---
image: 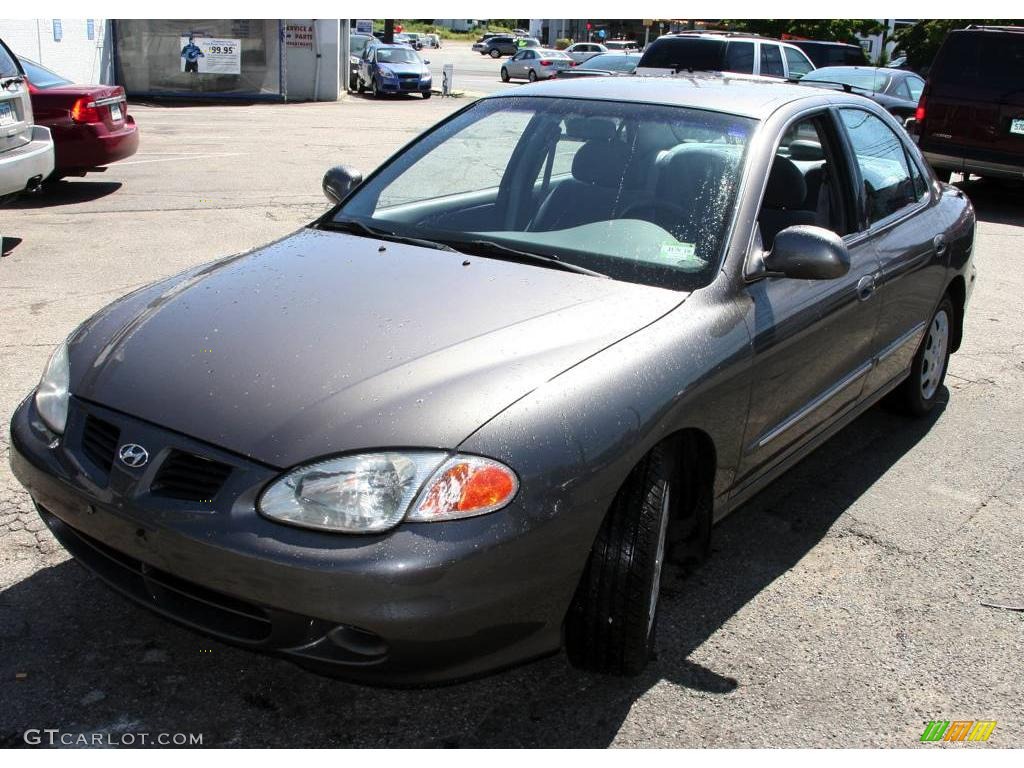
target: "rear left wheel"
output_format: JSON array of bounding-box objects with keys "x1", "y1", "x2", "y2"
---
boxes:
[
  {"x1": 565, "y1": 444, "x2": 678, "y2": 676},
  {"x1": 891, "y1": 295, "x2": 954, "y2": 416},
  {"x1": 528, "y1": 69, "x2": 538, "y2": 82},
  {"x1": 490, "y1": 49, "x2": 501, "y2": 59}
]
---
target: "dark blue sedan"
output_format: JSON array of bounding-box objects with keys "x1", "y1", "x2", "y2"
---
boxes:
[{"x1": 357, "y1": 44, "x2": 433, "y2": 99}]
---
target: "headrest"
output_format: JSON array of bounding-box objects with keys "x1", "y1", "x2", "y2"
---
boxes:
[
  {"x1": 572, "y1": 139, "x2": 631, "y2": 187},
  {"x1": 789, "y1": 140, "x2": 825, "y2": 161},
  {"x1": 564, "y1": 117, "x2": 617, "y2": 142},
  {"x1": 764, "y1": 156, "x2": 807, "y2": 210},
  {"x1": 654, "y1": 144, "x2": 739, "y2": 197}
]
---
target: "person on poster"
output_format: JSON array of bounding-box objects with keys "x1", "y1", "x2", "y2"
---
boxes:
[{"x1": 181, "y1": 35, "x2": 205, "y2": 73}]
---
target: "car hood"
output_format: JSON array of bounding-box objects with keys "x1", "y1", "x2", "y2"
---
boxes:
[
  {"x1": 379, "y1": 63, "x2": 427, "y2": 75},
  {"x1": 70, "y1": 228, "x2": 684, "y2": 468}
]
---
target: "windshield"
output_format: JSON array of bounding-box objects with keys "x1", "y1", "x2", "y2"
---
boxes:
[
  {"x1": 20, "y1": 58, "x2": 72, "y2": 88},
  {"x1": 376, "y1": 47, "x2": 420, "y2": 64},
  {"x1": 333, "y1": 96, "x2": 754, "y2": 291},
  {"x1": 803, "y1": 67, "x2": 888, "y2": 93},
  {"x1": 350, "y1": 35, "x2": 371, "y2": 56},
  {"x1": 581, "y1": 52, "x2": 641, "y2": 71}
]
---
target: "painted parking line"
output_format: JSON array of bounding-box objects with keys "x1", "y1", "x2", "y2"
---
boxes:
[{"x1": 117, "y1": 152, "x2": 248, "y2": 166}]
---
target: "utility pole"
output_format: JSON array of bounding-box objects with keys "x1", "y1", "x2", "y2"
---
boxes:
[{"x1": 384, "y1": 19, "x2": 394, "y2": 44}]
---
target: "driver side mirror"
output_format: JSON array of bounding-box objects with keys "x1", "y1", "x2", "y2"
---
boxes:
[
  {"x1": 423, "y1": 59, "x2": 430, "y2": 64},
  {"x1": 322, "y1": 165, "x2": 363, "y2": 204},
  {"x1": 759, "y1": 225, "x2": 850, "y2": 280}
]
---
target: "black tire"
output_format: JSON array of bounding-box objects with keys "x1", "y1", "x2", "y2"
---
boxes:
[
  {"x1": 489, "y1": 48, "x2": 501, "y2": 59},
  {"x1": 356, "y1": 78, "x2": 366, "y2": 94},
  {"x1": 422, "y1": 91, "x2": 431, "y2": 99},
  {"x1": 500, "y1": 67, "x2": 510, "y2": 83},
  {"x1": 349, "y1": 76, "x2": 358, "y2": 91},
  {"x1": 371, "y1": 78, "x2": 382, "y2": 99},
  {"x1": 528, "y1": 69, "x2": 538, "y2": 82},
  {"x1": 890, "y1": 295, "x2": 955, "y2": 416},
  {"x1": 935, "y1": 168, "x2": 954, "y2": 183},
  {"x1": 565, "y1": 444, "x2": 678, "y2": 676}
]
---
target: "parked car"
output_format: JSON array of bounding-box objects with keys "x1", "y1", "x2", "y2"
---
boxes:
[
  {"x1": 800, "y1": 66, "x2": 926, "y2": 119},
  {"x1": 401, "y1": 33, "x2": 423, "y2": 50},
  {"x1": 474, "y1": 36, "x2": 518, "y2": 58},
  {"x1": 348, "y1": 33, "x2": 374, "y2": 90},
  {"x1": 358, "y1": 44, "x2": 432, "y2": 99},
  {"x1": 603, "y1": 40, "x2": 640, "y2": 51},
  {"x1": 422, "y1": 34, "x2": 441, "y2": 49},
  {"x1": 0, "y1": 38, "x2": 53, "y2": 203},
  {"x1": 916, "y1": 25, "x2": 1024, "y2": 182},
  {"x1": 10, "y1": 73, "x2": 976, "y2": 686},
  {"x1": 555, "y1": 51, "x2": 642, "y2": 78},
  {"x1": 636, "y1": 32, "x2": 815, "y2": 79},
  {"x1": 565, "y1": 42, "x2": 608, "y2": 64},
  {"x1": 17, "y1": 57, "x2": 138, "y2": 180},
  {"x1": 789, "y1": 40, "x2": 869, "y2": 67},
  {"x1": 500, "y1": 49, "x2": 574, "y2": 82}
]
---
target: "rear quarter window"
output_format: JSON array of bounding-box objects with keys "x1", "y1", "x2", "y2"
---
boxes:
[{"x1": 0, "y1": 40, "x2": 22, "y2": 78}]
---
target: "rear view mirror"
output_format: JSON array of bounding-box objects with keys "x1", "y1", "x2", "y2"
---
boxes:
[
  {"x1": 760, "y1": 225, "x2": 850, "y2": 280},
  {"x1": 322, "y1": 165, "x2": 363, "y2": 204}
]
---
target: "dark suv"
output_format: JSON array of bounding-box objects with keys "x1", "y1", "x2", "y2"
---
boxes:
[
  {"x1": 790, "y1": 40, "x2": 868, "y2": 67},
  {"x1": 917, "y1": 25, "x2": 1024, "y2": 181}
]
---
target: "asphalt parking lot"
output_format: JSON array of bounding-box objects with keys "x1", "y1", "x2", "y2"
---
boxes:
[{"x1": 1, "y1": 78, "x2": 1022, "y2": 747}]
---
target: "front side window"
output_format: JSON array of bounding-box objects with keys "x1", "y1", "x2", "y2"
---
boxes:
[
  {"x1": 783, "y1": 46, "x2": 814, "y2": 78},
  {"x1": 335, "y1": 97, "x2": 756, "y2": 291},
  {"x1": 760, "y1": 44, "x2": 785, "y2": 78},
  {"x1": 840, "y1": 109, "x2": 918, "y2": 224}
]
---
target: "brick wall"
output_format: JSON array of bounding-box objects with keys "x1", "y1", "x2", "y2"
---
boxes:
[{"x1": 0, "y1": 18, "x2": 114, "y2": 84}]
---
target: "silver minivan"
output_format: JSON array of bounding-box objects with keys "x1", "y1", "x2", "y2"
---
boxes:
[{"x1": 0, "y1": 37, "x2": 54, "y2": 203}]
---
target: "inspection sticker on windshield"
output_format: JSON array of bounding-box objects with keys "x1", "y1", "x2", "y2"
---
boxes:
[
  {"x1": 659, "y1": 241, "x2": 697, "y2": 266},
  {"x1": 1011, "y1": 119, "x2": 1024, "y2": 136}
]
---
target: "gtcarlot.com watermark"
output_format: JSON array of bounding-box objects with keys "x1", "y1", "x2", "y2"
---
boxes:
[{"x1": 24, "y1": 729, "x2": 203, "y2": 746}]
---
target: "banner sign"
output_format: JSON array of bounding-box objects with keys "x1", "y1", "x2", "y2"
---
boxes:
[{"x1": 180, "y1": 35, "x2": 242, "y2": 75}]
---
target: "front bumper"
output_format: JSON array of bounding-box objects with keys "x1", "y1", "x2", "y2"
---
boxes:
[
  {"x1": 379, "y1": 78, "x2": 432, "y2": 94},
  {"x1": 9, "y1": 396, "x2": 569, "y2": 685},
  {"x1": 0, "y1": 125, "x2": 54, "y2": 198}
]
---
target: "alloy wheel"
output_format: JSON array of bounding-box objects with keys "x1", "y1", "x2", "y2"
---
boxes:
[{"x1": 920, "y1": 309, "x2": 949, "y2": 401}]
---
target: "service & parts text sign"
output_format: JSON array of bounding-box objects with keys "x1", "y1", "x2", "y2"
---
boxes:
[{"x1": 180, "y1": 36, "x2": 241, "y2": 75}]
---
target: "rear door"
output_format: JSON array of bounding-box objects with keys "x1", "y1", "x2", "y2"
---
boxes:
[
  {"x1": 758, "y1": 43, "x2": 786, "y2": 79},
  {"x1": 0, "y1": 40, "x2": 32, "y2": 155},
  {"x1": 923, "y1": 30, "x2": 1024, "y2": 160}
]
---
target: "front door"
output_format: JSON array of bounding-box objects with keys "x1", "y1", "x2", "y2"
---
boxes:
[{"x1": 737, "y1": 110, "x2": 882, "y2": 487}]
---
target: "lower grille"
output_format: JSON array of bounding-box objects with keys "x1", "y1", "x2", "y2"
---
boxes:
[
  {"x1": 81, "y1": 415, "x2": 120, "y2": 474},
  {"x1": 151, "y1": 450, "x2": 232, "y2": 502},
  {"x1": 42, "y1": 507, "x2": 272, "y2": 642}
]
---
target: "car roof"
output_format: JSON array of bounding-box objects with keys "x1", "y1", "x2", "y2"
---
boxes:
[
  {"x1": 792, "y1": 40, "x2": 863, "y2": 49},
  {"x1": 809, "y1": 65, "x2": 913, "y2": 76},
  {"x1": 483, "y1": 70, "x2": 863, "y2": 119}
]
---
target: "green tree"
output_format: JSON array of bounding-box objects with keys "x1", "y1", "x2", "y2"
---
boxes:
[
  {"x1": 892, "y1": 20, "x2": 1021, "y2": 72},
  {"x1": 719, "y1": 19, "x2": 884, "y2": 44}
]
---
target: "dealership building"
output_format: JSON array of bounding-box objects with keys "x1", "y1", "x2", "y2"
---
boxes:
[{"x1": 0, "y1": 18, "x2": 352, "y2": 101}]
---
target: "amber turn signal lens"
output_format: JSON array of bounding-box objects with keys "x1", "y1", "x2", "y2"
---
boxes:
[{"x1": 407, "y1": 456, "x2": 518, "y2": 522}]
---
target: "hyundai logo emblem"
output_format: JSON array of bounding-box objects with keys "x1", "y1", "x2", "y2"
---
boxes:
[{"x1": 118, "y1": 443, "x2": 149, "y2": 468}]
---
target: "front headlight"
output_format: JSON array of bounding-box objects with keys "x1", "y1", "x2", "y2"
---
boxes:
[
  {"x1": 259, "y1": 451, "x2": 518, "y2": 533},
  {"x1": 35, "y1": 340, "x2": 70, "y2": 434},
  {"x1": 349, "y1": 55, "x2": 359, "y2": 65},
  {"x1": 379, "y1": 67, "x2": 397, "y2": 80}
]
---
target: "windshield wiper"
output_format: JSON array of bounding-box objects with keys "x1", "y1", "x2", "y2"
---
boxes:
[
  {"x1": 444, "y1": 239, "x2": 608, "y2": 278},
  {"x1": 324, "y1": 218, "x2": 460, "y2": 253}
]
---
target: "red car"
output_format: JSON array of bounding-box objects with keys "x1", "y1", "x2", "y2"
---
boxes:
[{"x1": 19, "y1": 57, "x2": 138, "y2": 180}]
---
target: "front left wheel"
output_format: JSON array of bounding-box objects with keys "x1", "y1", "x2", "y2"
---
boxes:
[
  {"x1": 500, "y1": 67, "x2": 510, "y2": 82},
  {"x1": 565, "y1": 444, "x2": 677, "y2": 676}
]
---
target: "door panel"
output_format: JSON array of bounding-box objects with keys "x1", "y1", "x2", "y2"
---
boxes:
[{"x1": 739, "y1": 239, "x2": 881, "y2": 483}]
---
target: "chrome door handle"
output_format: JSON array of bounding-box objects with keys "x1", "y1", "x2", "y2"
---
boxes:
[
  {"x1": 933, "y1": 234, "x2": 948, "y2": 255},
  {"x1": 857, "y1": 275, "x2": 876, "y2": 301}
]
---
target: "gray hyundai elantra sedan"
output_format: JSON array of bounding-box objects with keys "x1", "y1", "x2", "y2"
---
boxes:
[{"x1": 10, "y1": 73, "x2": 976, "y2": 685}]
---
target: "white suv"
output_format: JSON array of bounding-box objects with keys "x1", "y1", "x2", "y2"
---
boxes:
[
  {"x1": 0, "y1": 38, "x2": 54, "y2": 204},
  {"x1": 635, "y1": 32, "x2": 815, "y2": 80}
]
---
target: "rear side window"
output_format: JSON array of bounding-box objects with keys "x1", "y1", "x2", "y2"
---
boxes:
[
  {"x1": 639, "y1": 38, "x2": 725, "y2": 72},
  {"x1": 0, "y1": 40, "x2": 22, "y2": 78},
  {"x1": 760, "y1": 44, "x2": 785, "y2": 78},
  {"x1": 907, "y1": 76, "x2": 924, "y2": 102},
  {"x1": 783, "y1": 46, "x2": 814, "y2": 78},
  {"x1": 931, "y1": 32, "x2": 1024, "y2": 90},
  {"x1": 840, "y1": 109, "x2": 918, "y2": 224},
  {"x1": 724, "y1": 41, "x2": 755, "y2": 74},
  {"x1": 20, "y1": 59, "x2": 71, "y2": 89}
]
